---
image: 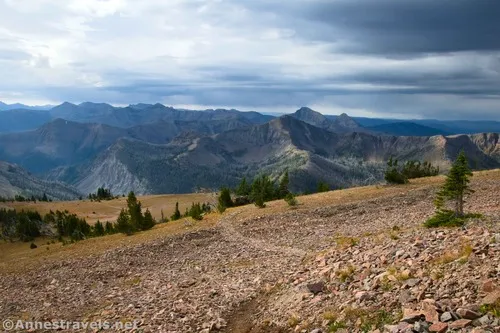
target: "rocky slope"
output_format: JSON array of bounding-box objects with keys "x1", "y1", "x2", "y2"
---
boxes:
[
  {"x1": 0, "y1": 161, "x2": 81, "y2": 200},
  {"x1": 67, "y1": 116, "x2": 500, "y2": 195},
  {"x1": 0, "y1": 117, "x2": 267, "y2": 175},
  {"x1": 0, "y1": 173, "x2": 499, "y2": 332},
  {"x1": 290, "y1": 107, "x2": 365, "y2": 133},
  {"x1": 1, "y1": 110, "x2": 499, "y2": 196}
]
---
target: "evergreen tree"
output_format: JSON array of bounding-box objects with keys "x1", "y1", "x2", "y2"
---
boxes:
[
  {"x1": 218, "y1": 187, "x2": 233, "y2": 211},
  {"x1": 105, "y1": 221, "x2": 115, "y2": 234},
  {"x1": 235, "y1": 177, "x2": 251, "y2": 196},
  {"x1": 384, "y1": 157, "x2": 408, "y2": 184},
  {"x1": 277, "y1": 171, "x2": 290, "y2": 199},
  {"x1": 171, "y1": 202, "x2": 181, "y2": 221},
  {"x1": 143, "y1": 209, "x2": 156, "y2": 230},
  {"x1": 425, "y1": 151, "x2": 477, "y2": 227},
  {"x1": 127, "y1": 191, "x2": 144, "y2": 230},
  {"x1": 437, "y1": 151, "x2": 473, "y2": 217},
  {"x1": 317, "y1": 180, "x2": 330, "y2": 193},
  {"x1": 42, "y1": 193, "x2": 48, "y2": 202},
  {"x1": 188, "y1": 202, "x2": 203, "y2": 220},
  {"x1": 284, "y1": 192, "x2": 298, "y2": 206},
  {"x1": 116, "y1": 208, "x2": 133, "y2": 235},
  {"x1": 16, "y1": 213, "x2": 40, "y2": 242},
  {"x1": 251, "y1": 175, "x2": 276, "y2": 202},
  {"x1": 93, "y1": 220, "x2": 105, "y2": 236}
]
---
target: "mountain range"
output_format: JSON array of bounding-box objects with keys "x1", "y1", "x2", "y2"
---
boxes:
[
  {"x1": 0, "y1": 101, "x2": 499, "y2": 196},
  {"x1": 2, "y1": 101, "x2": 500, "y2": 135},
  {"x1": 0, "y1": 101, "x2": 54, "y2": 111}
]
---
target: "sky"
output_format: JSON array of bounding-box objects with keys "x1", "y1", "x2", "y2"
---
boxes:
[{"x1": 0, "y1": 0, "x2": 499, "y2": 120}]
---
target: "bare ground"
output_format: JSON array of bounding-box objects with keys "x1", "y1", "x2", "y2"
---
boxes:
[{"x1": 1, "y1": 171, "x2": 499, "y2": 332}]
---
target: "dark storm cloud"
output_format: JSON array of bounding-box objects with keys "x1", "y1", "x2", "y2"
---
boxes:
[
  {"x1": 1, "y1": 0, "x2": 500, "y2": 119},
  {"x1": 252, "y1": 0, "x2": 500, "y2": 55}
]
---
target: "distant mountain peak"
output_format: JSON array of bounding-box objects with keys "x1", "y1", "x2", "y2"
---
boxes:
[
  {"x1": 60, "y1": 101, "x2": 77, "y2": 107},
  {"x1": 334, "y1": 113, "x2": 361, "y2": 130},
  {"x1": 292, "y1": 107, "x2": 328, "y2": 124},
  {"x1": 297, "y1": 106, "x2": 314, "y2": 112},
  {"x1": 79, "y1": 102, "x2": 112, "y2": 107}
]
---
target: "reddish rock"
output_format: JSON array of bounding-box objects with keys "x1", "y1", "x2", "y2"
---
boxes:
[
  {"x1": 456, "y1": 307, "x2": 481, "y2": 320},
  {"x1": 421, "y1": 299, "x2": 440, "y2": 323},
  {"x1": 429, "y1": 322, "x2": 448, "y2": 333},
  {"x1": 482, "y1": 279, "x2": 495, "y2": 293},
  {"x1": 482, "y1": 289, "x2": 500, "y2": 305},
  {"x1": 307, "y1": 281, "x2": 325, "y2": 295},
  {"x1": 448, "y1": 319, "x2": 472, "y2": 329}
]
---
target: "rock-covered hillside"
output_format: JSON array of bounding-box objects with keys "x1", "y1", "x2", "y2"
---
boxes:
[
  {"x1": 0, "y1": 161, "x2": 81, "y2": 200},
  {"x1": 0, "y1": 106, "x2": 499, "y2": 196},
  {"x1": 63, "y1": 116, "x2": 500, "y2": 195},
  {"x1": 1, "y1": 172, "x2": 499, "y2": 332}
]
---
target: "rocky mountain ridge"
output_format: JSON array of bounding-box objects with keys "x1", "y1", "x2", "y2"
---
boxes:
[
  {"x1": 65, "y1": 117, "x2": 500, "y2": 194},
  {"x1": 0, "y1": 105, "x2": 499, "y2": 195}
]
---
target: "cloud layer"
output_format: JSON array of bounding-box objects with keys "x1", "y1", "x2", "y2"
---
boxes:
[{"x1": 1, "y1": 0, "x2": 499, "y2": 119}]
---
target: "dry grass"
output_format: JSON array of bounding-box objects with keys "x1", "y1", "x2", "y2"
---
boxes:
[
  {"x1": 1, "y1": 169, "x2": 499, "y2": 275},
  {"x1": 434, "y1": 238, "x2": 474, "y2": 265},
  {"x1": 3, "y1": 193, "x2": 216, "y2": 224},
  {"x1": 334, "y1": 235, "x2": 360, "y2": 249},
  {"x1": 336, "y1": 265, "x2": 356, "y2": 282},
  {"x1": 0, "y1": 212, "x2": 220, "y2": 274}
]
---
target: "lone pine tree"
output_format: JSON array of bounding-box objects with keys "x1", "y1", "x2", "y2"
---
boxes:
[
  {"x1": 437, "y1": 150, "x2": 474, "y2": 217},
  {"x1": 425, "y1": 151, "x2": 478, "y2": 227}
]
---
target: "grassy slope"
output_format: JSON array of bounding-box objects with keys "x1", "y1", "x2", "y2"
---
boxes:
[
  {"x1": 1, "y1": 169, "x2": 499, "y2": 275},
  {"x1": 1, "y1": 193, "x2": 216, "y2": 224}
]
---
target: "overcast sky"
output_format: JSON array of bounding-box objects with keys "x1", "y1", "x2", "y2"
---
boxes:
[{"x1": 1, "y1": 0, "x2": 499, "y2": 119}]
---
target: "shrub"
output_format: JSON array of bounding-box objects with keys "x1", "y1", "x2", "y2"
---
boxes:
[
  {"x1": 217, "y1": 187, "x2": 233, "y2": 213},
  {"x1": 188, "y1": 203, "x2": 203, "y2": 221},
  {"x1": 317, "y1": 181, "x2": 330, "y2": 193},
  {"x1": 254, "y1": 195, "x2": 266, "y2": 208},
  {"x1": 233, "y1": 196, "x2": 251, "y2": 207},
  {"x1": 402, "y1": 160, "x2": 439, "y2": 179},
  {"x1": 217, "y1": 203, "x2": 227, "y2": 213},
  {"x1": 424, "y1": 210, "x2": 482, "y2": 228},
  {"x1": 384, "y1": 157, "x2": 408, "y2": 184},
  {"x1": 16, "y1": 213, "x2": 41, "y2": 242},
  {"x1": 284, "y1": 193, "x2": 298, "y2": 206}
]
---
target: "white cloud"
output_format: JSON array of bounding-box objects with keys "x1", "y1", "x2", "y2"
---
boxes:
[{"x1": 0, "y1": 0, "x2": 499, "y2": 119}]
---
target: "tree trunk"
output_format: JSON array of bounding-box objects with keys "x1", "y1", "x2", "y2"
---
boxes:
[{"x1": 457, "y1": 193, "x2": 464, "y2": 216}]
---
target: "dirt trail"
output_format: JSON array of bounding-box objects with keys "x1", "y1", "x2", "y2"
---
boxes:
[
  {"x1": 217, "y1": 211, "x2": 307, "y2": 257},
  {"x1": 1, "y1": 173, "x2": 499, "y2": 332}
]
